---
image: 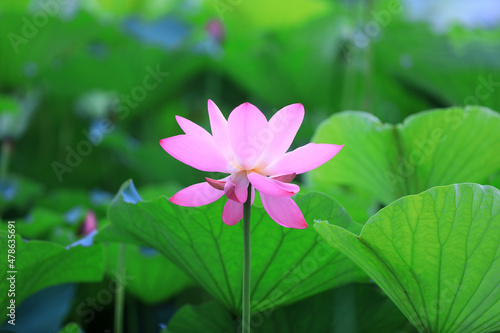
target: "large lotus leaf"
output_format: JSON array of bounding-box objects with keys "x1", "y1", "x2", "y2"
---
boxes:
[
  {"x1": 97, "y1": 180, "x2": 367, "y2": 314},
  {"x1": 315, "y1": 184, "x2": 500, "y2": 333}
]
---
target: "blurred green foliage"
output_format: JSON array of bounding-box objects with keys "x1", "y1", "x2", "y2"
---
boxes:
[{"x1": 1, "y1": 0, "x2": 499, "y2": 193}]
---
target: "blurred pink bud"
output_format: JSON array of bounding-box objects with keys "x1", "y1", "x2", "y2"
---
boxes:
[
  {"x1": 80, "y1": 210, "x2": 97, "y2": 236},
  {"x1": 206, "y1": 20, "x2": 225, "y2": 44}
]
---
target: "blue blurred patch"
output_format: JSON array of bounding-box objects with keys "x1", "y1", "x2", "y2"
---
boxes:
[
  {"x1": 66, "y1": 230, "x2": 97, "y2": 249},
  {"x1": 0, "y1": 179, "x2": 17, "y2": 202},
  {"x1": 123, "y1": 16, "x2": 190, "y2": 50},
  {"x1": 140, "y1": 246, "x2": 159, "y2": 257},
  {"x1": 23, "y1": 213, "x2": 33, "y2": 224},
  {"x1": 121, "y1": 180, "x2": 142, "y2": 204},
  {"x1": 90, "y1": 188, "x2": 113, "y2": 206},
  {"x1": 64, "y1": 206, "x2": 84, "y2": 225},
  {"x1": 88, "y1": 41, "x2": 109, "y2": 59}
]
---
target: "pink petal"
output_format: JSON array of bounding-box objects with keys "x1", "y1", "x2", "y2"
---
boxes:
[
  {"x1": 224, "y1": 178, "x2": 239, "y2": 202},
  {"x1": 170, "y1": 182, "x2": 224, "y2": 207},
  {"x1": 208, "y1": 100, "x2": 233, "y2": 160},
  {"x1": 260, "y1": 194, "x2": 308, "y2": 229},
  {"x1": 160, "y1": 135, "x2": 230, "y2": 172},
  {"x1": 223, "y1": 173, "x2": 249, "y2": 203},
  {"x1": 271, "y1": 173, "x2": 296, "y2": 183},
  {"x1": 258, "y1": 104, "x2": 304, "y2": 167},
  {"x1": 263, "y1": 143, "x2": 344, "y2": 175},
  {"x1": 227, "y1": 102, "x2": 269, "y2": 170},
  {"x1": 231, "y1": 172, "x2": 249, "y2": 203},
  {"x1": 175, "y1": 115, "x2": 212, "y2": 139},
  {"x1": 248, "y1": 172, "x2": 299, "y2": 197},
  {"x1": 222, "y1": 199, "x2": 243, "y2": 225},
  {"x1": 205, "y1": 177, "x2": 226, "y2": 190}
]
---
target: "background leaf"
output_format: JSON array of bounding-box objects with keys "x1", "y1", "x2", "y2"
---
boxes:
[
  {"x1": 0, "y1": 284, "x2": 76, "y2": 332},
  {"x1": 59, "y1": 322, "x2": 84, "y2": 333},
  {"x1": 0, "y1": 232, "x2": 104, "y2": 319},
  {"x1": 309, "y1": 106, "x2": 500, "y2": 208},
  {"x1": 164, "y1": 283, "x2": 417, "y2": 333},
  {"x1": 104, "y1": 243, "x2": 193, "y2": 304},
  {"x1": 163, "y1": 301, "x2": 234, "y2": 333}
]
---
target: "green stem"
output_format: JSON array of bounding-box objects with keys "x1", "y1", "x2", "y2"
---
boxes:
[
  {"x1": 0, "y1": 139, "x2": 12, "y2": 181},
  {"x1": 115, "y1": 244, "x2": 126, "y2": 333},
  {"x1": 242, "y1": 185, "x2": 252, "y2": 333}
]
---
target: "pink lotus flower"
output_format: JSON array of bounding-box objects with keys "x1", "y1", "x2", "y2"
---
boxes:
[{"x1": 160, "y1": 100, "x2": 343, "y2": 229}]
